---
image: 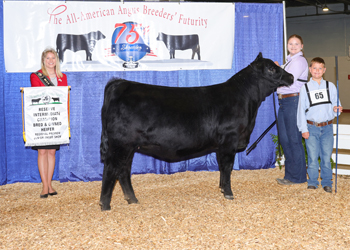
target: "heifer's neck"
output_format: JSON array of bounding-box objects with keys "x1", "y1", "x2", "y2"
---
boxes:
[
  {"x1": 230, "y1": 67, "x2": 271, "y2": 103},
  {"x1": 228, "y1": 66, "x2": 275, "y2": 120}
]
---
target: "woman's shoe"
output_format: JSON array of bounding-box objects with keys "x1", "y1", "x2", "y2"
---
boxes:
[
  {"x1": 48, "y1": 191, "x2": 58, "y2": 196},
  {"x1": 40, "y1": 193, "x2": 49, "y2": 198}
]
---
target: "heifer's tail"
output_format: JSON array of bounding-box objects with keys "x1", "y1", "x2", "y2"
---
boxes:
[
  {"x1": 100, "y1": 78, "x2": 126, "y2": 161},
  {"x1": 100, "y1": 110, "x2": 108, "y2": 162},
  {"x1": 100, "y1": 82, "x2": 113, "y2": 162}
]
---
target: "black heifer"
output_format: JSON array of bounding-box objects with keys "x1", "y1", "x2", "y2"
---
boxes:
[
  {"x1": 56, "y1": 31, "x2": 105, "y2": 62},
  {"x1": 156, "y1": 32, "x2": 200, "y2": 60},
  {"x1": 99, "y1": 53, "x2": 293, "y2": 211}
]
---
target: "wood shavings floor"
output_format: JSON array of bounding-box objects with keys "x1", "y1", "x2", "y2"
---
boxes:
[{"x1": 1, "y1": 167, "x2": 349, "y2": 249}]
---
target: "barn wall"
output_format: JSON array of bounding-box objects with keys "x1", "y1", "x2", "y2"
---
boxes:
[{"x1": 286, "y1": 3, "x2": 350, "y2": 108}]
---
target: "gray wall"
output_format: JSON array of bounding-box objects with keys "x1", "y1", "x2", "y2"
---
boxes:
[{"x1": 286, "y1": 4, "x2": 350, "y2": 108}]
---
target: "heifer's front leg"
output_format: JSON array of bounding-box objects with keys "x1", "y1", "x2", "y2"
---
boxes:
[
  {"x1": 216, "y1": 150, "x2": 236, "y2": 200},
  {"x1": 86, "y1": 51, "x2": 92, "y2": 61},
  {"x1": 197, "y1": 45, "x2": 201, "y2": 60},
  {"x1": 191, "y1": 46, "x2": 201, "y2": 60},
  {"x1": 169, "y1": 49, "x2": 175, "y2": 59}
]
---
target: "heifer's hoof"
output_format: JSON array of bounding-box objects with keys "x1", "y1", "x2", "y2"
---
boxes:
[
  {"x1": 224, "y1": 194, "x2": 234, "y2": 200},
  {"x1": 99, "y1": 201, "x2": 111, "y2": 211},
  {"x1": 220, "y1": 187, "x2": 234, "y2": 199},
  {"x1": 126, "y1": 198, "x2": 139, "y2": 204}
]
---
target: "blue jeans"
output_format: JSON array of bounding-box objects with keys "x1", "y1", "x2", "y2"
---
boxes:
[
  {"x1": 305, "y1": 123, "x2": 333, "y2": 188},
  {"x1": 278, "y1": 96, "x2": 307, "y2": 183}
]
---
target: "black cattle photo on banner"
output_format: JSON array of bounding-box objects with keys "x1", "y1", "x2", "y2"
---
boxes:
[
  {"x1": 156, "y1": 32, "x2": 201, "y2": 60},
  {"x1": 56, "y1": 31, "x2": 106, "y2": 62}
]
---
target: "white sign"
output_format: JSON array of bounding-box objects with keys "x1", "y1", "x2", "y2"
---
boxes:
[
  {"x1": 309, "y1": 89, "x2": 330, "y2": 105},
  {"x1": 4, "y1": 1, "x2": 235, "y2": 72},
  {"x1": 23, "y1": 87, "x2": 70, "y2": 147}
]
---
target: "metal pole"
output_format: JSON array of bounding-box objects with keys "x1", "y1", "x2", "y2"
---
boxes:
[
  {"x1": 283, "y1": 1, "x2": 287, "y2": 61},
  {"x1": 335, "y1": 56, "x2": 339, "y2": 193}
]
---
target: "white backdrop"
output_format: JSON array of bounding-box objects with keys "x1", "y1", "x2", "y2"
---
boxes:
[{"x1": 4, "y1": 1, "x2": 235, "y2": 72}]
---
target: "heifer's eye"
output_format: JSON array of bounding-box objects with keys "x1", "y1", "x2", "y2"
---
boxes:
[{"x1": 268, "y1": 67, "x2": 276, "y2": 74}]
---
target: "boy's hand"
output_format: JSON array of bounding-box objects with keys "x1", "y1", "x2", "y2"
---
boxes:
[
  {"x1": 302, "y1": 132, "x2": 309, "y2": 140},
  {"x1": 274, "y1": 61, "x2": 280, "y2": 66},
  {"x1": 333, "y1": 106, "x2": 343, "y2": 113}
]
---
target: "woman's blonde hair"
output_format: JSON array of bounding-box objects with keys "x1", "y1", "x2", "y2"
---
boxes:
[{"x1": 40, "y1": 47, "x2": 63, "y2": 78}]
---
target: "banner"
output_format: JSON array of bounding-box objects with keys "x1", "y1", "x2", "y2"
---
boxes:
[
  {"x1": 23, "y1": 87, "x2": 70, "y2": 147},
  {"x1": 4, "y1": 1, "x2": 235, "y2": 72}
]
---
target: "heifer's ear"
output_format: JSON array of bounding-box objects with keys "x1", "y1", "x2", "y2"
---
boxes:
[{"x1": 254, "y1": 52, "x2": 263, "y2": 62}]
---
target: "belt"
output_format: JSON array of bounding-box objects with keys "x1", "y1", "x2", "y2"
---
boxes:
[
  {"x1": 278, "y1": 93, "x2": 299, "y2": 100},
  {"x1": 307, "y1": 120, "x2": 333, "y2": 127}
]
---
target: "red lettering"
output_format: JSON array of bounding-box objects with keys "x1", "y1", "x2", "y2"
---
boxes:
[
  {"x1": 114, "y1": 23, "x2": 127, "y2": 44},
  {"x1": 47, "y1": 5, "x2": 66, "y2": 24}
]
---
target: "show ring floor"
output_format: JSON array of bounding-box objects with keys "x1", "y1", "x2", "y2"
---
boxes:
[{"x1": 1, "y1": 167, "x2": 350, "y2": 249}]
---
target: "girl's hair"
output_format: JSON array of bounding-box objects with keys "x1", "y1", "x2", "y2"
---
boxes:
[
  {"x1": 40, "y1": 47, "x2": 63, "y2": 78},
  {"x1": 288, "y1": 34, "x2": 304, "y2": 45}
]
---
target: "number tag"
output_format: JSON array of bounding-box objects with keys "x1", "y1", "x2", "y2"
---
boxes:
[{"x1": 309, "y1": 88, "x2": 329, "y2": 105}]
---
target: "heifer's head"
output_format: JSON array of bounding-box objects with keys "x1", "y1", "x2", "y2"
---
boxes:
[
  {"x1": 250, "y1": 52, "x2": 294, "y2": 91},
  {"x1": 88, "y1": 31, "x2": 106, "y2": 41},
  {"x1": 156, "y1": 32, "x2": 164, "y2": 41},
  {"x1": 96, "y1": 31, "x2": 106, "y2": 40}
]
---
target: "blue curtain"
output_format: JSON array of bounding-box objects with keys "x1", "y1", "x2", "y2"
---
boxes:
[
  {"x1": 0, "y1": 2, "x2": 283, "y2": 185},
  {"x1": 234, "y1": 3, "x2": 284, "y2": 170}
]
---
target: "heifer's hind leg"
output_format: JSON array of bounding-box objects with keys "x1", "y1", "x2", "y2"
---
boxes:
[
  {"x1": 118, "y1": 149, "x2": 138, "y2": 204},
  {"x1": 99, "y1": 145, "x2": 137, "y2": 210},
  {"x1": 216, "y1": 149, "x2": 236, "y2": 200},
  {"x1": 100, "y1": 160, "x2": 119, "y2": 211}
]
